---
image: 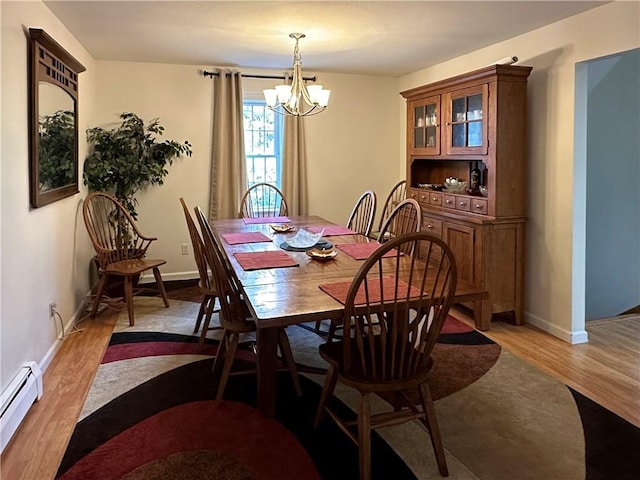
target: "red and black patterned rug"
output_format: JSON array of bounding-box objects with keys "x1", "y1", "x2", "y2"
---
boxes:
[{"x1": 56, "y1": 281, "x2": 640, "y2": 480}]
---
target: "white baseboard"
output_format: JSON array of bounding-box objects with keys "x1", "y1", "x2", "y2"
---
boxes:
[
  {"x1": 525, "y1": 311, "x2": 589, "y2": 344},
  {"x1": 139, "y1": 270, "x2": 198, "y2": 284}
]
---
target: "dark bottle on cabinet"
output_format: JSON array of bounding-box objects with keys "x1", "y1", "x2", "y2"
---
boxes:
[{"x1": 470, "y1": 162, "x2": 481, "y2": 190}]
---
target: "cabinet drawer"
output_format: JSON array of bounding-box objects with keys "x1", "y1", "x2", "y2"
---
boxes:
[
  {"x1": 417, "y1": 191, "x2": 430, "y2": 205},
  {"x1": 443, "y1": 194, "x2": 456, "y2": 210},
  {"x1": 407, "y1": 188, "x2": 421, "y2": 202},
  {"x1": 455, "y1": 196, "x2": 471, "y2": 212},
  {"x1": 470, "y1": 198, "x2": 488, "y2": 215},
  {"x1": 427, "y1": 192, "x2": 442, "y2": 207},
  {"x1": 422, "y1": 215, "x2": 443, "y2": 237}
]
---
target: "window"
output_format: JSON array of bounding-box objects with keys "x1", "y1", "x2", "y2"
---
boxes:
[{"x1": 243, "y1": 100, "x2": 283, "y2": 189}]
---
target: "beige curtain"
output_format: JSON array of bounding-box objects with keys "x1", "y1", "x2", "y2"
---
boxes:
[
  {"x1": 209, "y1": 69, "x2": 247, "y2": 220},
  {"x1": 281, "y1": 115, "x2": 308, "y2": 215}
]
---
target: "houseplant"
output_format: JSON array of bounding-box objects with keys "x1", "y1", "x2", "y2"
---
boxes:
[{"x1": 83, "y1": 112, "x2": 192, "y2": 219}]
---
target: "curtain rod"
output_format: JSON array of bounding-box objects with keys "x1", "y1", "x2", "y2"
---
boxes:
[{"x1": 202, "y1": 70, "x2": 317, "y2": 82}]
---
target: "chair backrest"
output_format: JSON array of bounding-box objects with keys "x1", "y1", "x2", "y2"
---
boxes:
[
  {"x1": 239, "y1": 183, "x2": 289, "y2": 218},
  {"x1": 346, "y1": 190, "x2": 377, "y2": 237},
  {"x1": 194, "y1": 206, "x2": 247, "y2": 330},
  {"x1": 377, "y1": 180, "x2": 407, "y2": 231},
  {"x1": 340, "y1": 231, "x2": 457, "y2": 385},
  {"x1": 83, "y1": 192, "x2": 153, "y2": 269},
  {"x1": 179, "y1": 198, "x2": 213, "y2": 292},
  {"x1": 377, "y1": 198, "x2": 422, "y2": 253}
]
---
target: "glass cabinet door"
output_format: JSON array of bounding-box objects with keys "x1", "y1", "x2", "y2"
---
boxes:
[
  {"x1": 409, "y1": 95, "x2": 440, "y2": 155},
  {"x1": 444, "y1": 85, "x2": 488, "y2": 155}
]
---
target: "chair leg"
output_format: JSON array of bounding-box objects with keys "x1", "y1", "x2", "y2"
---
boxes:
[
  {"x1": 277, "y1": 328, "x2": 302, "y2": 396},
  {"x1": 418, "y1": 382, "x2": 449, "y2": 477},
  {"x1": 314, "y1": 365, "x2": 338, "y2": 429},
  {"x1": 358, "y1": 392, "x2": 372, "y2": 480},
  {"x1": 193, "y1": 298, "x2": 207, "y2": 334},
  {"x1": 152, "y1": 267, "x2": 170, "y2": 307},
  {"x1": 198, "y1": 295, "x2": 217, "y2": 349},
  {"x1": 91, "y1": 273, "x2": 108, "y2": 318},
  {"x1": 214, "y1": 333, "x2": 239, "y2": 405},
  {"x1": 124, "y1": 276, "x2": 135, "y2": 326},
  {"x1": 211, "y1": 329, "x2": 228, "y2": 376}
]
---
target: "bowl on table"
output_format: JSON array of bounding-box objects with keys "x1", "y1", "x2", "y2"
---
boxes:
[
  {"x1": 271, "y1": 224, "x2": 296, "y2": 233},
  {"x1": 306, "y1": 247, "x2": 338, "y2": 261}
]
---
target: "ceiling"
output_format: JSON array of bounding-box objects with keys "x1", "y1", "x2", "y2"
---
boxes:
[{"x1": 44, "y1": 1, "x2": 607, "y2": 77}]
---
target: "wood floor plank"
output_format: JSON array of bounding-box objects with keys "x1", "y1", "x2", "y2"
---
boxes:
[{"x1": 1, "y1": 305, "x2": 638, "y2": 480}]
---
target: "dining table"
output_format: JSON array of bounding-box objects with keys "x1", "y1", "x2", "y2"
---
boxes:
[{"x1": 211, "y1": 215, "x2": 489, "y2": 417}]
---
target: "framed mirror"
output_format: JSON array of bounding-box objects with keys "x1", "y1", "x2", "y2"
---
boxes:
[{"x1": 29, "y1": 28, "x2": 86, "y2": 208}]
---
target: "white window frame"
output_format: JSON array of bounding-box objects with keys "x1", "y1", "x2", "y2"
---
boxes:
[{"x1": 242, "y1": 99, "x2": 284, "y2": 190}]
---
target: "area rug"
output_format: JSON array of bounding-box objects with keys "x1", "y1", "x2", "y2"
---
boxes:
[{"x1": 56, "y1": 283, "x2": 640, "y2": 480}]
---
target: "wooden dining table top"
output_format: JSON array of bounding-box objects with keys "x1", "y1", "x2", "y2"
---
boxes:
[{"x1": 211, "y1": 215, "x2": 487, "y2": 329}]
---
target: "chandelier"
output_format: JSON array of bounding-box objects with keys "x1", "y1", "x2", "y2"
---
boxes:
[{"x1": 263, "y1": 33, "x2": 330, "y2": 117}]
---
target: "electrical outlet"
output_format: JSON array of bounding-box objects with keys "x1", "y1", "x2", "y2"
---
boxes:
[
  {"x1": 181, "y1": 243, "x2": 189, "y2": 255},
  {"x1": 49, "y1": 299, "x2": 57, "y2": 318}
]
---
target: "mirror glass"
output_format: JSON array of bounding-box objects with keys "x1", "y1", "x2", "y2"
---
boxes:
[
  {"x1": 37, "y1": 82, "x2": 76, "y2": 192},
  {"x1": 29, "y1": 28, "x2": 85, "y2": 208}
]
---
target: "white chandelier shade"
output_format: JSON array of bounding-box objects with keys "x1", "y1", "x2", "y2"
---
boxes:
[{"x1": 263, "y1": 33, "x2": 330, "y2": 117}]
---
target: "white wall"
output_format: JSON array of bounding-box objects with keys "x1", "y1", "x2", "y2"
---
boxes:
[
  {"x1": 91, "y1": 63, "x2": 401, "y2": 279},
  {"x1": 398, "y1": 1, "x2": 640, "y2": 342},
  {"x1": 1, "y1": 1, "x2": 96, "y2": 392}
]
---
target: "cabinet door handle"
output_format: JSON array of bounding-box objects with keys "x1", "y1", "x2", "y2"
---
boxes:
[
  {"x1": 459, "y1": 201, "x2": 467, "y2": 206},
  {"x1": 431, "y1": 196, "x2": 437, "y2": 201},
  {"x1": 426, "y1": 224, "x2": 433, "y2": 229},
  {"x1": 445, "y1": 200, "x2": 452, "y2": 204},
  {"x1": 475, "y1": 204, "x2": 483, "y2": 209}
]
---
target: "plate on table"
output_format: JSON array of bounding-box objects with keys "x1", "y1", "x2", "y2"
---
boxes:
[
  {"x1": 306, "y1": 248, "x2": 338, "y2": 260},
  {"x1": 271, "y1": 224, "x2": 296, "y2": 233},
  {"x1": 280, "y1": 239, "x2": 333, "y2": 252}
]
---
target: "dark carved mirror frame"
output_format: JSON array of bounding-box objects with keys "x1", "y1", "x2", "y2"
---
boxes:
[{"x1": 29, "y1": 28, "x2": 86, "y2": 208}]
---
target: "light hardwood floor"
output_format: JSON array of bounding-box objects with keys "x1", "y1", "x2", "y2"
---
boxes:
[{"x1": 1, "y1": 306, "x2": 638, "y2": 480}]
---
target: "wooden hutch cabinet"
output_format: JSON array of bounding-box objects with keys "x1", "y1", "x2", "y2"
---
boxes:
[{"x1": 401, "y1": 64, "x2": 532, "y2": 330}]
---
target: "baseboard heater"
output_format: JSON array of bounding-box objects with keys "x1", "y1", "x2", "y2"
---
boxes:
[{"x1": 0, "y1": 361, "x2": 43, "y2": 453}]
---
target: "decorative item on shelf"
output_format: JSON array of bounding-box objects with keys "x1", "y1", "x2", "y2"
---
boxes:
[
  {"x1": 263, "y1": 33, "x2": 330, "y2": 117},
  {"x1": 470, "y1": 162, "x2": 481, "y2": 190},
  {"x1": 444, "y1": 177, "x2": 468, "y2": 194},
  {"x1": 479, "y1": 185, "x2": 489, "y2": 197}
]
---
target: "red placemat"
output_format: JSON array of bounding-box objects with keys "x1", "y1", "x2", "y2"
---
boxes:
[
  {"x1": 335, "y1": 242, "x2": 397, "y2": 260},
  {"x1": 233, "y1": 251, "x2": 299, "y2": 271},
  {"x1": 319, "y1": 276, "x2": 422, "y2": 306},
  {"x1": 307, "y1": 225, "x2": 358, "y2": 236},
  {"x1": 242, "y1": 216, "x2": 291, "y2": 224},
  {"x1": 221, "y1": 232, "x2": 272, "y2": 245}
]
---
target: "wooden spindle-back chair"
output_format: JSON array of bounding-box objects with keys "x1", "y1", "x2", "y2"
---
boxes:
[
  {"x1": 239, "y1": 183, "x2": 289, "y2": 218},
  {"x1": 82, "y1": 192, "x2": 169, "y2": 326},
  {"x1": 314, "y1": 231, "x2": 457, "y2": 480}
]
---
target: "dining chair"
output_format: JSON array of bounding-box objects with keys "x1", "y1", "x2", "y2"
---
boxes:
[
  {"x1": 322, "y1": 198, "x2": 423, "y2": 341},
  {"x1": 239, "y1": 182, "x2": 289, "y2": 218},
  {"x1": 194, "y1": 206, "x2": 302, "y2": 404},
  {"x1": 346, "y1": 190, "x2": 377, "y2": 237},
  {"x1": 179, "y1": 198, "x2": 221, "y2": 347},
  {"x1": 82, "y1": 192, "x2": 170, "y2": 326},
  {"x1": 377, "y1": 198, "x2": 422, "y2": 252},
  {"x1": 370, "y1": 180, "x2": 407, "y2": 240},
  {"x1": 314, "y1": 231, "x2": 457, "y2": 480}
]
